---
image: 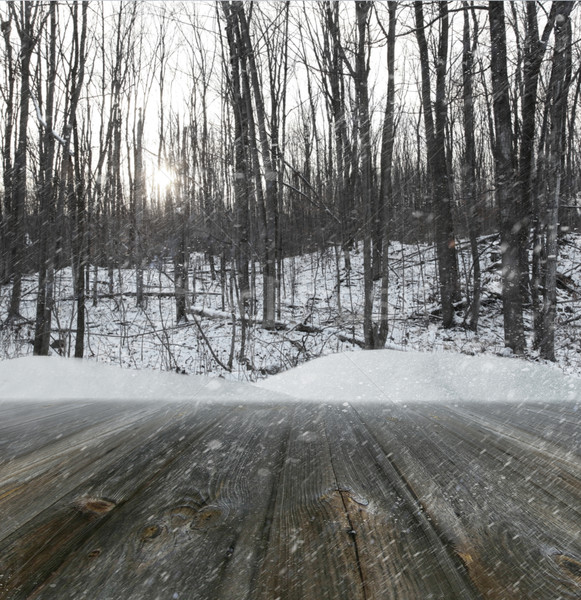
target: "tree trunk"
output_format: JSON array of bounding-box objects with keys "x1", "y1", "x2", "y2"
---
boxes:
[
  {"x1": 69, "y1": 1, "x2": 88, "y2": 358},
  {"x1": 462, "y1": 1, "x2": 481, "y2": 332},
  {"x1": 352, "y1": 1, "x2": 375, "y2": 349},
  {"x1": 322, "y1": 1, "x2": 355, "y2": 282},
  {"x1": 134, "y1": 108, "x2": 145, "y2": 308},
  {"x1": 376, "y1": 1, "x2": 397, "y2": 348},
  {"x1": 489, "y1": 1, "x2": 526, "y2": 354},
  {"x1": 222, "y1": 0, "x2": 251, "y2": 361},
  {"x1": 539, "y1": 3, "x2": 573, "y2": 361},
  {"x1": 1, "y1": 17, "x2": 15, "y2": 286},
  {"x1": 414, "y1": 0, "x2": 459, "y2": 329},
  {"x1": 519, "y1": 2, "x2": 560, "y2": 302},
  {"x1": 231, "y1": 1, "x2": 277, "y2": 330},
  {"x1": 8, "y1": 3, "x2": 36, "y2": 321},
  {"x1": 34, "y1": 1, "x2": 57, "y2": 356},
  {"x1": 175, "y1": 123, "x2": 190, "y2": 325}
]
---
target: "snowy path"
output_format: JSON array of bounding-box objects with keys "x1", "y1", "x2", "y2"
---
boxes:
[{"x1": 0, "y1": 355, "x2": 580, "y2": 598}]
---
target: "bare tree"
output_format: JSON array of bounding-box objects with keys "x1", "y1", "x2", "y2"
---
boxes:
[
  {"x1": 1, "y1": 14, "x2": 15, "y2": 286},
  {"x1": 33, "y1": 1, "x2": 58, "y2": 355},
  {"x1": 537, "y1": 2, "x2": 574, "y2": 360},
  {"x1": 66, "y1": 0, "x2": 89, "y2": 358},
  {"x1": 256, "y1": 2, "x2": 290, "y2": 319},
  {"x1": 221, "y1": 0, "x2": 252, "y2": 360},
  {"x1": 221, "y1": 1, "x2": 277, "y2": 330},
  {"x1": 7, "y1": 2, "x2": 46, "y2": 320},
  {"x1": 518, "y1": 2, "x2": 558, "y2": 300},
  {"x1": 461, "y1": 1, "x2": 480, "y2": 331},
  {"x1": 414, "y1": 1, "x2": 459, "y2": 329},
  {"x1": 375, "y1": 1, "x2": 397, "y2": 348},
  {"x1": 133, "y1": 108, "x2": 145, "y2": 308},
  {"x1": 489, "y1": 1, "x2": 526, "y2": 354},
  {"x1": 351, "y1": 1, "x2": 375, "y2": 348},
  {"x1": 169, "y1": 115, "x2": 191, "y2": 326},
  {"x1": 320, "y1": 1, "x2": 356, "y2": 276}
]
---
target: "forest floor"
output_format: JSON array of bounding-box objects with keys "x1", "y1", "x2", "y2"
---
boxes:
[{"x1": 2, "y1": 233, "x2": 581, "y2": 382}]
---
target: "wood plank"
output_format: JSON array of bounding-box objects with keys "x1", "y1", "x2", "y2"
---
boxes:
[
  {"x1": 0, "y1": 403, "x2": 294, "y2": 600},
  {"x1": 452, "y1": 400, "x2": 581, "y2": 459},
  {"x1": 0, "y1": 402, "x2": 229, "y2": 598},
  {"x1": 0, "y1": 398, "x2": 580, "y2": 600},
  {"x1": 0, "y1": 403, "x2": 181, "y2": 542},
  {"x1": 0, "y1": 401, "x2": 149, "y2": 465},
  {"x1": 323, "y1": 404, "x2": 480, "y2": 599},
  {"x1": 353, "y1": 401, "x2": 581, "y2": 599},
  {"x1": 254, "y1": 404, "x2": 367, "y2": 600}
]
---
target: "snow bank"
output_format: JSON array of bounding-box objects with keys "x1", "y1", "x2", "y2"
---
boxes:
[
  {"x1": 3, "y1": 351, "x2": 578, "y2": 405},
  {"x1": 0, "y1": 356, "x2": 288, "y2": 402},
  {"x1": 255, "y1": 349, "x2": 581, "y2": 403}
]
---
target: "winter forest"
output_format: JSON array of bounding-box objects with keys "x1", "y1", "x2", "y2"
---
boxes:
[{"x1": 1, "y1": 0, "x2": 581, "y2": 381}]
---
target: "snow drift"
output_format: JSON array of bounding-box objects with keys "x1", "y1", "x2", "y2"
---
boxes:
[
  {"x1": 1, "y1": 350, "x2": 579, "y2": 404},
  {"x1": 255, "y1": 349, "x2": 581, "y2": 403},
  {"x1": 0, "y1": 356, "x2": 285, "y2": 402}
]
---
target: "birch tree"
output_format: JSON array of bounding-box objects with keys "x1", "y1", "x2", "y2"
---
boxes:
[{"x1": 375, "y1": 1, "x2": 397, "y2": 347}]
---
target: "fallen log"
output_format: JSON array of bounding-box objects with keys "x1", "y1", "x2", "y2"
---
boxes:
[{"x1": 187, "y1": 307, "x2": 323, "y2": 334}]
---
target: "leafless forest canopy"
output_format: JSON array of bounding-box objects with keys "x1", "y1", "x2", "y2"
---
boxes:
[{"x1": 1, "y1": 1, "x2": 580, "y2": 373}]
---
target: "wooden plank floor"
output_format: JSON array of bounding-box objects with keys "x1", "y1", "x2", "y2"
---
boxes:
[{"x1": 0, "y1": 397, "x2": 580, "y2": 599}]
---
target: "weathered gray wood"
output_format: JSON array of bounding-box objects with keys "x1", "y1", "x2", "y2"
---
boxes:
[
  {"x1": 0, "y1": 403, "x2": 295, "y2": 600},
  {"x1": 0, "y1": 403, "x2": 228, "y2": 598},
  {"x1": 324, "y1": 405, "x2": 480, "y2": 599},
  {"x1": 354, "y1": 401, "x2": 581, "y2": 599},
  {"x1": 0, "y1": 397, "x2": 580, "y2": 599},
  {"x1": 0, "y1": 401, "x2": 161, "y2": 465},
  {"x1": 255, "y1": 404, "x2": 366, "y2": 600},
  {"x1": 0, "y1": 403, "x2": 179, "y2": 541}
]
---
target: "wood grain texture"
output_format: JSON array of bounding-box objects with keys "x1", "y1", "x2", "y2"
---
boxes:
[{"x1": 0, "y1": 397, "x2": 580, "y2": 599}]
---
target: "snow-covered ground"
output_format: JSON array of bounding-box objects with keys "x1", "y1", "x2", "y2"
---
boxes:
[
  {"x1": 0, "y1": 356, "x2": 286, "y2": 402},
  {"x1": 256, "y1": 349, "x2": 581, "y2": 403},
  {"x1": 2, "y1": 350, "x2": 579, "y2": 404},
  {"x1": 1, "y1": 234, "x2": 581, "y2": 382}
]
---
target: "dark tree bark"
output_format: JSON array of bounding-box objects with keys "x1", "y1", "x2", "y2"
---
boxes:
[
  {"x1": 7, "y1": 2, "x2": 40, "y2": 320},
  {"x1": 104, "y1": 3, "x2": 136, "y2": 293},
  {"x1": 321, "y1": 1, "x2": 355, "y2": 277},
  {"x1": 222, "y1": 0, "x2": 251, "y2": 360},
  {"x1": 33, "y1": 0, "x2": 57, "y2": 356},
  {"x1": 414, "y1": 1, "x2": 459, "y2": 329},
  {"x1": 175, "y1": 122, "x2": 190, "y2": 325},
  {"x1": 134, "y1": 108, "x2": 145, "y2": 308},
  {"x1": 250, "y1": 3, "x2": 288, "y2": 319},
  {"x1": 351, "y1": 1, "x2": 375, "y2": 348},
  {"x1": 68, "y1": 0, "x2": 88, "y2": 358},
  {"x1": 231, "y1": 1, "x2": 277, "y2": 330},
  {"x1": 1, "y1": 16, "x2": 15, "y2": 286},
  {"x1": 518, "y1": 2, "x2": 560, "y2": 303},
  {"x1": 462, "y1": 1, "x2": 481, "y2": 332},
  {"x1": 489, "y1": 1, "x2": 526, "y2": 354},
  {"x1": 538, "y1": 3, "x2": 574, "y2": 361}
]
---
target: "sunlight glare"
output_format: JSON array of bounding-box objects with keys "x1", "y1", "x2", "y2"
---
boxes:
[{"x1": 153, "y1": 167, "x2": 174, "y2": 192}]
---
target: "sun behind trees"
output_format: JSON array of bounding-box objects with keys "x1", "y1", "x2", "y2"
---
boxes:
[{"x1": 0, "y1": 1, "x2": 579, "y2": 369}]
